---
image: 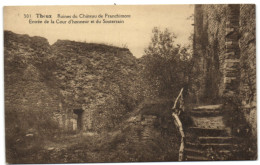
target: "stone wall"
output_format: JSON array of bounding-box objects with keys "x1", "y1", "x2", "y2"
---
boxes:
[
  {"x1": 223, "y1": 5, "x2": 240, "y2": 98},
  {"x1": 115, "y1": 100, "x2": 180, "y2": 162},
  {"x1": 4, "y1": 31, "x2": 63, "y2": 124},
  {"x1": 5, "y1": 31, "x2": 144, "y2": 133},
  {"x1": 193, "y1": 4, "x2": 256, "y2": 104},
  {"x1": 239, "y1": 5, "x2": 256, "y2": 105},
  {"x1": 192, "y1": 4, "x2": 256, "y2": 137},
  {"x1": 239, "y1": 4, "x2": 256, "y2": 137},
  {"x1": 192, "y1": 5, "x2": 227, "y2": 104},
  {"x1": 51, "y1": 40, "x2": 141, "y2": 132}
]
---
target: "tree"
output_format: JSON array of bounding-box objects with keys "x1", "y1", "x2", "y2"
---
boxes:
[{"x1": 142, "y1": 27, "x2": 191, "y2": 98}]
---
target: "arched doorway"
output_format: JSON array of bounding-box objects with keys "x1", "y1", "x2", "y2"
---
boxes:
[{"x1": 73, "y1": 109, "x2": 84, "y2": 131}]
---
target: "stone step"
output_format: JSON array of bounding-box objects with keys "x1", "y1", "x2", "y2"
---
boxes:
[
  {"x1": 185, "y1": 148, "x2": 204, "y2": 157},
  {"x1": 190, "y1": 109, "x2": 222, "y2": 117},
  {"x1": 190, "y1": 116, "x2": 226, "y2": 129},
  {"x1": 192, "y1": 104, "x2": 223, "y2": 111},
  {"x1": 186, "y1": 142, "x2": 234, "y2": 150},
  {"x1": 186, "y1": 155, "x2": 208, "y2": 161},
  {"x1": 185, "y1": 147, "x2": 232, "y2": 157},
  {"x1": 191, "y1": 104, "x2": 223, "y2": 117},
  {"x1": 198, "y1": 136, "x2": 233, "y2": 143},
  {"x1": 188, "y1": 127, "x2": 229, "y2": 136}
]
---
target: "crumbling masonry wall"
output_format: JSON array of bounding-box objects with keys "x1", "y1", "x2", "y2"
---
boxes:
[{"x1": 192, "y1": 4, "x2": 256, "y2": 136}]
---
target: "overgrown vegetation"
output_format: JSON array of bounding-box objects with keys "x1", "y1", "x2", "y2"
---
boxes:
[
  {"x1": 5, "y1": 109, "x2": 63, "y2": 163},
  {"x1": 4, "y1": 25, "x2": 198, "y2": 163},
  {"x1": 141, "y1": 27, "x2": 192, "y2": 99},
  {"x1": 5, "y1": 30, "x2": 191, "y2": 163}
]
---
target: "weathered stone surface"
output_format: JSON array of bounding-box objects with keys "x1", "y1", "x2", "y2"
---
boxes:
[
  {"x1": 191, "y1": 116, "x2": 226, "y2": 129},
  {"x1": 223, "y1": 59, "x2": 240, "y2": 69},
  {"x1": 4, "y1": 30, "x2": 62, "y2": 118},
  {"x1": 50, "y1": 40, "x2": 142, "y2": 132},
  {"x1": 191, "y1": 4, "x2": 256, "y2": 160},
  {"x1": 4, "y1": 30, "x2": 146, "y2": 135},
  {"x1": 185, "y1": 105, "x2": 236, "y2": 161},
  {"x1": 191, "y1": 4, "x2": 255, "y2": 105}
]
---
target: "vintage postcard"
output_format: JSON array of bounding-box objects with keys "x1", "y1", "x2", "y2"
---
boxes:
[{"x1": 4, "y1": 5, "x2": 256, "y2": 163}]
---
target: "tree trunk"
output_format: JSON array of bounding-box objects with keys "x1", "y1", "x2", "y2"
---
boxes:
[{"x1": 172, "y1": 112, "x2": 185, "y2": 161}]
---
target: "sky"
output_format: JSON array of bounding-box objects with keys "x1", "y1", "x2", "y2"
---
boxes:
[{"x1": 4, "y1": 5, "x2": 194, "y2": 58}]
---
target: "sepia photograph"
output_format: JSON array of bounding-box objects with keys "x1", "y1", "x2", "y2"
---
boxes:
[{"x1": 3, "y1": 4, "x2": 257, "y2": 163}]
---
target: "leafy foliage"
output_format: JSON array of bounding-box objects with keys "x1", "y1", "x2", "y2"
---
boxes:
[{"x1": 142, "y1": 27, "x2": 192, "y2": 98}]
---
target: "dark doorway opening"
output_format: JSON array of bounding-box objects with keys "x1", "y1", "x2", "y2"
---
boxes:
[{"x1": 73, "y1": 109, "x2": 84, "y2": 131}]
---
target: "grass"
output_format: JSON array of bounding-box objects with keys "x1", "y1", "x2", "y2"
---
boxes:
[{"x1": 6, "y1": 99, "x2": 181, "y2": 163}]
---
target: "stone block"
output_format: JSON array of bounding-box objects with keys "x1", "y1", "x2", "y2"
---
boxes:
[
  {"x1": 225, "y1": 27, "x2": 234, "y2": 36},
  {"x1": 224, "y1": 52, "x2": 236, "y2": 59},
  {"x1": 223, "y1": 76, "x2": 238, "y2": 84},
  {"x1": 224, "y1": 69, "x2": 240, "y2": 77},
  {"x1": 225, "y1": 41, "x2": 239, "y2": 49},
  {"x1": 191, "y1": 116, "x2": 226, "y2": 129},
  {"x1": 224, "y1": 59, "x2": 240, "y2": 69}
]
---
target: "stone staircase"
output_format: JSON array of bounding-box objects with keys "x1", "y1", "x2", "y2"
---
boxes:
[{"x1": 184, "y1": 104, "x2": 238, "y2": 161}]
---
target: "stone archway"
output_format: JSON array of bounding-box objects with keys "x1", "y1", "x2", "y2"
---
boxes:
[{"x1": 73, "y1": 109, "x2": 84, "y2": 131}]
